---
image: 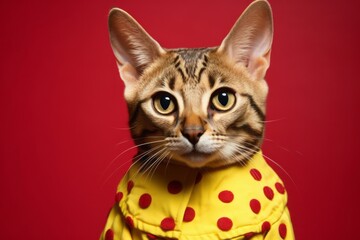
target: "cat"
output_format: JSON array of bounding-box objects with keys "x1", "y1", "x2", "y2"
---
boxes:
[{"x1": 100, "y1": 0, "x2": 294, "y2": 239}]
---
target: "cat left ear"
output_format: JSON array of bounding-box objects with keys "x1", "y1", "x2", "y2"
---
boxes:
[
  {"x1": 218, "y1": 0, "x2": 273, "y2": 81},
  {"x1": 108, "y1": 8, "x2": 165, "y2": 94}
]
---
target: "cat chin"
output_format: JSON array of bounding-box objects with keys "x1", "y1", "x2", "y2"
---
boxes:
[{"x1": 170, "y1": 151, "x2": 225, "y2": 168}]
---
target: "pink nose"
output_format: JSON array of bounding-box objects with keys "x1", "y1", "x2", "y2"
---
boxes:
[{"x1": 182, "y1": 126, "x2": 204, "y2": 145}]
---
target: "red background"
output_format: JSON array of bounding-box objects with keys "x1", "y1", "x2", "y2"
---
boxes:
[{"x1": 1, "y1": 0, "x2": 359, "y2": 239}]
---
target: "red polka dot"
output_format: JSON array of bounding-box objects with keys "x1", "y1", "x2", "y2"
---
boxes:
[
  {"x1": 217, "y1": 217, "x2": 233, "y2": 231},
  {"x1": 146, "y1": 233, "x2": 157, "y2": 239},
  {"x1": 195, "y1": 172, "x2": 202, "y2": 184},
  {"x1": 279, "y1": 223, "x2": 287, "y2": 239},
  {"x1": 262, "y1": 221, "x2": 271, "y2": 233},
  {"x1": 263, "y1": 186, "x2": 274, "y2": 200},
  {"x1": 275, "y1": 182, "x2": 286, "y2": 194},
  {"x1": 244, "y1": 232, "x2": 255, "y2": 238},
  {"x1": 183, "y1": 207, "x2": 196, "y2": 222},
  {"x1": 167, "y1": 180, "x2": 182, "y2": 194},
  {"x1": 115, "y1": 192, "x2": 123, "y2": 203},
  {"x1": 127, "y1": 180, "x2": 134, "y2": 193},
  {"x1": 105, "y1": 229, "x2": 114, "y2": 240},
  {"x1": 139, "y1": 193, "x2": 152, "y2": 209},
  {"x1": 250, "y1": 168, "x2": 262, "y2": 181},
  {"x1": 160, "y1": 217, "x2": 176, "y2": 231},
  {"x1": 126, "y1": 216, "x2": 134, "y2": 228},
  {"x1": 250, "y1": 199, "x2": 261, "y2": 214},
  {"x1": 218, "y1": 190, "x2": 234, "y2": 203}
]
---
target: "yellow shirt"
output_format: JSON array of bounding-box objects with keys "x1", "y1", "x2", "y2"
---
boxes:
[{"x1": 100, "y1": 151, "x2": 295, "y2": 239}]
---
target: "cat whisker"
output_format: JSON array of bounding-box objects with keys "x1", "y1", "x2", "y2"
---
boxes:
[
  {"x1": 228, "y1": 133, "x2": 294, "y2": 157},
  {"x1": 106, "y1": 145, "x2": 167, "y2": 187},
  {"x1": 231, "y1": 145, "x2": 254, "y2": 166},
  {"x1": 113, "y1": 122, "x2": 139, "y2": 130},
  {"x1": 103, "y1": 139, "x2": 168, "y2": 178},
  {"x1": 257, "y1": 117, "x2": 286, "y2": 124},
  {"x1": 101, "y1": 146, "x2": 157, "y2": 186},
  {"x1": 227, "y1": 133, "x2": 283, "y2": 147},
  {"x1": 164, "y1": 153, "x2": 173, "y2": 172},
  {"x1": 115, "y1": 139, "x2": 133, "y2": 146},
  {"x1": 233, "y1": 145, "x2": 262, "y2": 169},
  {"x1": 226, "y1": 133, "x2": 265, "y2": 140},
  {"x1": 133, "y1": 144, "x2": 166, "y2": 162},
  {"x1": 113, "y1": 126, "x2": 136, "y2": 131},
  {"x1": 145, "y1": 150, "x2": 170, "y2": 182},
  {"x1": 232, "y1": 142, "x2": 296, "y2": 187},
  {"x1": 126, "y1": 144, "x2": 166, "y2": 172},
  {"x1": 112, "y1": 139, "x2": 167, "y2": 163},
  {"x1": 137, "y1": 147, "x2": 167, "y2": 173},
  {"x1": 115, "y1": 136, "x2": 164, "y2": 146},
  {"x1": 260, "y1": 153, "x2": 296, "y2": 188},
  {"x1": 133, "y1": 147, "x2": 168, "y2": 182},
  {"x1": 101, "y1": 157, "x2": 134, "y2": 187}
]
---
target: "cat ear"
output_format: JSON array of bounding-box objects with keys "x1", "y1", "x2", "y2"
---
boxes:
[
  {"x1": 108, "y1": 9, "x2": 165, "y2": 93},
  {"x1": 218, "y1": 0, "x2": 273, "y2": 81}
]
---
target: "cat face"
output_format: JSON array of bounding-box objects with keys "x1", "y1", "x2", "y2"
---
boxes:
[{"x1": 108, "y1": 0, "x2": 273, "y2": 168}]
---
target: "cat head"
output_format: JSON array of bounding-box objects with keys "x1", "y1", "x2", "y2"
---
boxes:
[{"x1": 108, "y1": 0, "x2": 273, "y2": 168}]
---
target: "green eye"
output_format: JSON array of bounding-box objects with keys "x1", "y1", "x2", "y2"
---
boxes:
[
  {"x1": 153, "y1": 92, "x2": 176, "y2": 115},
  {"x1": 211, "y1": 88, "x2": 236, "y2": 111}
]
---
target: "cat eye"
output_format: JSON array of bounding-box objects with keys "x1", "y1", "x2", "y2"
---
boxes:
[
  {"x1": 211, "y1": 88, "x2": 236, "y2": 111},
  {"x1": 153, "y1": 92, "x2": 177, "y2": 115}
]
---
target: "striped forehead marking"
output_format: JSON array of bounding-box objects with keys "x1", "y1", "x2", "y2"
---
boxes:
[{"x1": 172, "y1": 48, "x2": 212, "y2": 82}]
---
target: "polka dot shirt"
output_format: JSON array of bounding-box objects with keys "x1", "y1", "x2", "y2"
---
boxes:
[{"x1": 100, "y1": 151, "x2": 294, "y2": 239}]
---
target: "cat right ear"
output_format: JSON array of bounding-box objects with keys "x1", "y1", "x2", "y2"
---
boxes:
[
  {"x1": 217, "y1": 0, "x2": 273, "y2": 81},
  {"x1": 108, "y1": 9, "x2": 165, "y2": 95}
]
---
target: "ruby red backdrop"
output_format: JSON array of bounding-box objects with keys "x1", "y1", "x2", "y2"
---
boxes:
[{"x1": 1, "y1": 0, "x2": 359, "y2": 239}]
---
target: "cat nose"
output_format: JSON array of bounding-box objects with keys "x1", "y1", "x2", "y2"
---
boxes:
[
  {"x1": 182, "y1": 126, "x2": 204, "y2": 145},
  {"x1": 182, "y1": 114, "x2": 205, "y2": 145}
]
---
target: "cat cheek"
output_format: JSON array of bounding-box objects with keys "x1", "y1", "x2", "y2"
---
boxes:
[
  {"x1": 167, "y1": 139, "x2": 192, "y2": 154},
  {"x1": 219, "y1": 142, "x2": 238, "y2": 158}
]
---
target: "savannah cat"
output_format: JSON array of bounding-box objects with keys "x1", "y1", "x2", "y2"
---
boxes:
[{"x1": 100, "y1": 1, "x2": 294, "y2": 239}]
